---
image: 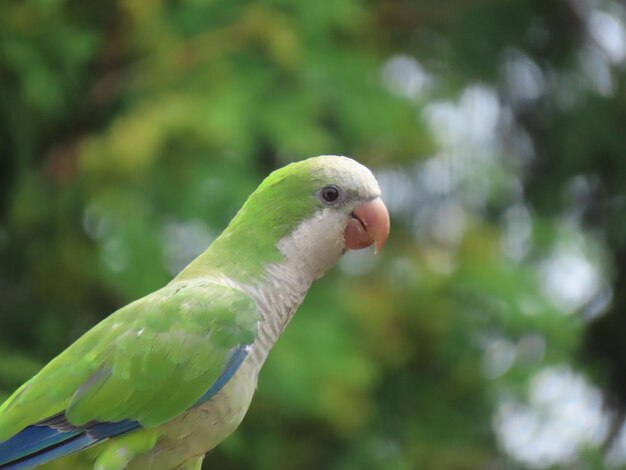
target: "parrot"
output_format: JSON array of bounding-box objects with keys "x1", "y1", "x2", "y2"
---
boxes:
[{"x1": 0, "y1": 155, "x2": 390, "y2": 470}]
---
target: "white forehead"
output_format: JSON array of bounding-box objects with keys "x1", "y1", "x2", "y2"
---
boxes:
[{"x1": 316, "y1": 155, "x2": 381, "y2": 199}]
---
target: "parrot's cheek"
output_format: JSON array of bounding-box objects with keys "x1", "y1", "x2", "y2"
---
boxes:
[{"x1": 343, "y1": 197, "x2": 390, "y2": 252}]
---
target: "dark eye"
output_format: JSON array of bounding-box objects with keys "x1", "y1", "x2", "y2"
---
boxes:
[{"x1": 321, "y1": 185, "x2": 340, "y2": 203}]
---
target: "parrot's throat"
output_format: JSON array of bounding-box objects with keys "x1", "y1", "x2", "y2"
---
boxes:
[
  {"x1": 239, "y1": 209, "x2": 348, "y2": 371},
  {"x1": 241, "y1": 264, "x2": 312, "y2": 370}
]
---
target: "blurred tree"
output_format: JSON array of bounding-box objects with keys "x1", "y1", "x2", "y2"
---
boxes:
[{"x1": 2, "y1": 0, "x2": 626, "y2": 469}]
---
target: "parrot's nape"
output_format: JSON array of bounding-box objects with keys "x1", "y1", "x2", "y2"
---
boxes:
[{"x1": 0, "y1": 155, "x2": 390, "y2": 470}]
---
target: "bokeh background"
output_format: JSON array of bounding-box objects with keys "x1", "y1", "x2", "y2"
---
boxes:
[{"x1": 2, "y1": 0, "x2": 626, "y2": 468}]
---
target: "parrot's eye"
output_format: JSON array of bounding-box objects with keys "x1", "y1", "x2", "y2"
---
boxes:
[{"x1": 321, "y1": 185, "x2": 340, "y2": 203}]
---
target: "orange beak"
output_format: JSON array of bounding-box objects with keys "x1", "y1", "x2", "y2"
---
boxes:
[{"x1": 343, "y1": 197, "x2": 390, "y2": 253}]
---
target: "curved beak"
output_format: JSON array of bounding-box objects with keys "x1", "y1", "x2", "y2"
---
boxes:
[{"x1": 343, "y1": 197, "x2": 390, "y2": 253}]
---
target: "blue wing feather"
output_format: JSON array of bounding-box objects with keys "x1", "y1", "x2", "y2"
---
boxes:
[
  {"x1": 0, "y1": 426, "x2": 81, "y2": 464},
  {"x1": 194, "y1": 344, "x2": 250, "y2": 406},
  {"x1": 2, "y1": 434, "x2": 96, "y2": 470}
]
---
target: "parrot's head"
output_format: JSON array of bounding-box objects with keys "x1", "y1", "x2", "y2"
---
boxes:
[
  {"x1": 311, "y1": 155, "x2": 390, "y2": 251},
  {"x1": 187, "y1": 155, "x2": 389, "y2": 283},
  {"x1": 246, "y1": 155, "x2": 390, "y2": 280}
]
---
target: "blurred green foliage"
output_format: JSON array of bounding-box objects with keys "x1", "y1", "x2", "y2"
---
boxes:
[{"x1": 2, "y1": 0, "x2": 626, "y2": 469}]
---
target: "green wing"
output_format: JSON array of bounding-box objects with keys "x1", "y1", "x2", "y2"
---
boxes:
[{"x1": 0, "y1": 280, "x2": 258, "y2": 440}]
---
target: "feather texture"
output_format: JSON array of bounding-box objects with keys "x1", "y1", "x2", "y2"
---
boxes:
[{"x1": 0, "y1": 281, "x2": 258, "y2": 467}]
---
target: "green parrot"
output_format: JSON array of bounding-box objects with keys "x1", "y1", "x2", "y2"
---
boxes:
[{"x1": 0, "y1": 155, "x2": 390, "y2": 469}]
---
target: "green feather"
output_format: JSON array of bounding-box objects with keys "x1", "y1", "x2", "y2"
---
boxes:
[{"x1": 0, "y1": 281, "x2": 258, "y2": 439}]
